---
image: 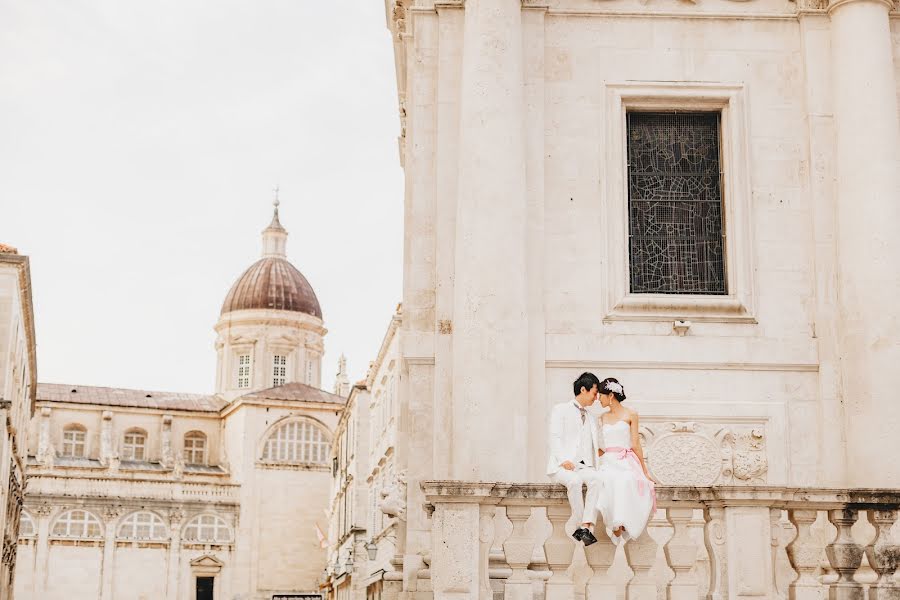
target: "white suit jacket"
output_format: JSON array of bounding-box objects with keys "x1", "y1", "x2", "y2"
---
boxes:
[{"x1": 546, "y1": 401, "x2": 602, "y2": 476}]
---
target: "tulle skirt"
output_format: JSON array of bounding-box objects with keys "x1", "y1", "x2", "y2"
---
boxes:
[{"x1": 595, "y1": 448, "x2": 656, "y2": 544}]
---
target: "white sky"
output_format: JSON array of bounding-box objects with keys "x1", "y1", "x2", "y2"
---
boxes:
[{"x1": 0, "y1": 1, "x2": 404, "y2": 394}]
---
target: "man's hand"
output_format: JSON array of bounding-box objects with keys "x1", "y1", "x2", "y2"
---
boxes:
[{"x1": 560, "y1": 461, "x2": 576, "y2": 471}]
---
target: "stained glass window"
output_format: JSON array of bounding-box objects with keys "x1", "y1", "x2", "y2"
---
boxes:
[{"x1": 626, "y1": 111, "x2": 727, "y2": 295}]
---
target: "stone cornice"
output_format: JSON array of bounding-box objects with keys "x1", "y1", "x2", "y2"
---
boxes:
[{"x1": 828, "y1": 0, "x2": 894, "y2": 11}]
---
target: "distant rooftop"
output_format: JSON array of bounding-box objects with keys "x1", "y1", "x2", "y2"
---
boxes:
[
  {"x1": 236, "y1": 381, "x2": 345, "y2": 405},
  {"x1": 37, "y1": 381, "x2": 345, "y2": 412},
  {"x1": 37, "y1": 383, "x2": 226, "y2": 413}
]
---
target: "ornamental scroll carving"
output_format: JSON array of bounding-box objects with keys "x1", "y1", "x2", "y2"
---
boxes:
[{"x1": 641, "y1": 421, "x2": 768, "y2": 486}]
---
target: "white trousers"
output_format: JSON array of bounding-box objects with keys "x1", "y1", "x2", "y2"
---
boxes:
[{"x1": 550, "y1": 467, "x2": 604, "y2": 527}]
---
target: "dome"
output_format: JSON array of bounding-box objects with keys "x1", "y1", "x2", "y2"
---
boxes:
[{"x1": 221, "y1": 257, "x2": 322, "y2": 318}]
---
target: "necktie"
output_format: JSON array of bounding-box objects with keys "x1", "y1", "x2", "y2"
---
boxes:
[{"x1": 574, "y1": 403, "x2": 586, "y2": 424}]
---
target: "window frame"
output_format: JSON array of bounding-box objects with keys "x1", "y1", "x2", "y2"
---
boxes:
[
  {"x1": 184, "y1": 431, "x2": 208, "y2": 466},
  {"x1": 122, "y1": 428, "x2": 147, "y2": 461},
  {"x1": 51, "y1": 509, "x2": 103, "y2": 539},
  {"x1": 182, "y1": 514, "x2": 233, "y2": 543},
  {"x1": 118, "y1": 511, "x2": 168, "y2": 541},
  {"x1": 236, "y1": 353, "x2": 252, "y2": 389},
  {"x1": 272, "y1": 354, "x2": 287, "y2": 387},
  {"x1": 61, "y1": 424, "x2": 87, "y2": 458},
  {"x1": 601, "y1": 81, "x2": 756, "y2": 324},
  {"x1": 259, "y1": 417, "x2": 331, "y2": 467}
]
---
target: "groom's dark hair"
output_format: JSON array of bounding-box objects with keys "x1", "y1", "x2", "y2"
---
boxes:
[{"x1": 573, "y1": 372, "x2": 601, "y2": 397}]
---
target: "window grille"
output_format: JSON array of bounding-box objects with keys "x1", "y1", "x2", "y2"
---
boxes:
[
  {"x1": 626, "y1": 111, "x2": 727, "y2": 295},
  {"x1": 51, "y1": 510, "x2": 102, "y2": 538},
  {"x1": 182, "y1": 514, "x2": 232, "y2": 543},
  {"x1": 118, "y1": 511, "x2": 167, "y2": 540},
  {"x1": 262, "y1": 419, "x2": 330, "y2": 465}
]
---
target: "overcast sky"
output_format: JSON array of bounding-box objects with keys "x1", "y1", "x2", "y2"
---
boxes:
[{"x1": 0, "y1": 1, "x2": 404, "y2": 394}]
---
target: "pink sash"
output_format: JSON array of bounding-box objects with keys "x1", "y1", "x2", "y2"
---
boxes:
[{"x1": 604, "y1": 446, "x2": 657, "y2": 512}]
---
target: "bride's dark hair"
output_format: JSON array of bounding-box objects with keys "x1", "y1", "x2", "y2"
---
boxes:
[{"x1": 599, "y1": 377, "x2": 626, "y2": 402}]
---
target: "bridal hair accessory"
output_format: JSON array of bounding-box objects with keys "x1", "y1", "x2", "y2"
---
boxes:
[{"x1": 605, "y1": 381, "x2": 624, "y2": 395}]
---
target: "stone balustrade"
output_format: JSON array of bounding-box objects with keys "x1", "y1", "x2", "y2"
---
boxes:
[
  {"x1": 421, "y1": 482, "x2": 900, "y2": 600},
  {"x1": 25, "y1": 474, "x2": 240, "y2": 504}
]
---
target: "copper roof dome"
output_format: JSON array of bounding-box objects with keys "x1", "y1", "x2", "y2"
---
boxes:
[
  {"x1": 220, "y1": 198, "x2": 322, "y2": 319},
  {"x1": 221, "y1": 256, "x2": 322, "y2": 318}
]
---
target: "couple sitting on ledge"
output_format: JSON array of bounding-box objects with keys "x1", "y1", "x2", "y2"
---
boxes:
[{"x1": 547, "y1": 372, "x2": 657, "y2": 546}]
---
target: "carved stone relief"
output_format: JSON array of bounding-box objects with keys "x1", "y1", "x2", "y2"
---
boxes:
[
  {"x1": 379, "y1": 471, "x2": 408, "y2": 521},
  {"x1": 641, "y1": 421, "x2": 768, "y2": 486}
]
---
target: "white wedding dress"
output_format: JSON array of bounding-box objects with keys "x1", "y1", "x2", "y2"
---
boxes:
[{"x1": 595, "y1": 420, "x2": 656, "y2": 544}]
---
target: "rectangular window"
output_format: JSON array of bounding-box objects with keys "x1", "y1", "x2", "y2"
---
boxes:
[
  {"x1": 123, "y1": 432, "x2": 146, "y2": 461},
  {"x1": 237, "y1": 354, "x2": 251, "y2": 389},
  {"x1": 272, "y1": 354, "x2": 287, "y2": 387},
  {"x1": 62, "y1": 429, "x2": 86, "y2": 458},
  {"x1": 626, "y1": 111, "x2": 727, "y2": 295}
]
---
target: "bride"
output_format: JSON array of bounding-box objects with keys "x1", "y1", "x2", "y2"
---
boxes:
[{"x1": 595, "y1": 377, "x2": 657, "y2": 544}]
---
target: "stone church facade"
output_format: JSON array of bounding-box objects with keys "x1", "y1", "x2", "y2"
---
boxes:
[
  {"x1": 326, "y1": 2, "x2": 900, "y2": 600},
  {"x1": 13, "y1": 208, "x2": 344, "y2": 600}
]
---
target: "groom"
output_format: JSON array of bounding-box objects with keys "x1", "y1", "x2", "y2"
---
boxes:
[{"x1": 547, "y1": 372, "x2": 605, "y2": 546}]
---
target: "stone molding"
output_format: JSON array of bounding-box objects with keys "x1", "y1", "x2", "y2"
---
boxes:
[
  {"x1": 422, "y1": 481, "x2": 900, "y2": 509},
  {"x1": 601, "y1": 82, "x2": 756, "y2": 324},
  {"x1": 828, "y1": 0, "x2": 894, "y2": 11}
]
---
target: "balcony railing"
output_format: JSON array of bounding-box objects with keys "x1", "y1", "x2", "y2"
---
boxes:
[
  {"x1": 419, "y1": 482, "x2": 900, "y2": 600},
  {"x1": 25, "y1": 474, "x2": 241, "y2": 504}
]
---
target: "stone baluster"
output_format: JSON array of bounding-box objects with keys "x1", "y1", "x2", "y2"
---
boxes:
[
  {"x1": 865, "y1": 509, "x2": 899, "y2": 600},
  {"x1": 665, "y1": 508, "x2": 699, "y2": 600},
  {"x1": 786, "y1": 509, "x2": 824, "y2": 600},
  {"x1": 503, "y1": 505, "x2": 535, "y2": 600},
  {"x1": 703, "y1": 506, "x2": 728, "y2": 600},
  {"x1": 825, "y1": 509, "x2": 864, "y2": 600},
  {"x1": 584, "y1": 526, "x2": 617, "y2": 600},
  {"x1": 480, "y1": 506, "x2": 497, "y2": 600},
  {"x1": 544, "y1": 505, "x2": 576, "y2": 600},
  {"x1": 625, "y1": 531, "x2": 658, "y2": 600}
]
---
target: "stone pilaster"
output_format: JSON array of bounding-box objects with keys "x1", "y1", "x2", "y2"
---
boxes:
[
  {"x1": 452, "y1": 0, "x2": 529, "y2": 481},
  {"x1": 828, "y1": 0, "x2": 900, "y2": 486}
]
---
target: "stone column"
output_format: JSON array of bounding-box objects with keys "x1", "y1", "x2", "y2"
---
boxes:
[
  {"x1": 452, "y1": 0, "x2": 529, "y2": 481},
  {"x1": 32, "y1": 507, "x2": 52, "y2": 597},
  {"x1": 166, "y1": 508, "x2": 184, "y2": 600},
  {"x1": 99, "y1": 506, "x2": 121, "y2": 600},
  {"x1": 723, "y1": 506, "x2": 774, "y2": 600},
  {"x1": 828, "y1": 0, "x2": 900, "y2": 486},
  {"x1": 100, "y1": 411, "x2": 116, "y2": 467}
]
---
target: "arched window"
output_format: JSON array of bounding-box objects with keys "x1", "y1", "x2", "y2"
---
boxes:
[
  {"x1": 182, "y1": 514, "x2": 232, "y2": 543},
  {"x1": 261, "y1": 419, "x2": 330, "y2": 465},
  {"x1": 184, "y1": 431, "x2": 207, "y2": 465},
  {"x1": 51, "y1": 509, "x2": 102, "y2": 539},
  {"x1": 61, "y1": 424, "x2": 87, "y2": 457},
  {"x1": 118, "y1": 511, "x2": 167, "y2": 540},
  {"x1": 122, "y1": 428, "x2": 147, "y2": 460},
  {"x1": 19, "y1": 512, "x2": 35, "y2": 538}
]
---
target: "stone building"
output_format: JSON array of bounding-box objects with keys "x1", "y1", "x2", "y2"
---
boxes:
[
  {"x1": 0, "y1": 245, "x2": 37, "y2": 600},
  {"x1": 14, "y1": 206, "x2": 345, "y2": 600},
  {"x1": 337, "y1": 1, "x2": 900, "y2": 599},
  {"x1": 324, "y1": 308, "x2": 401, "y2": 600}
]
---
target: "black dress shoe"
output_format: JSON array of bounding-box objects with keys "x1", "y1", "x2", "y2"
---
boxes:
[
  {"x1": 572, "y1": 527, "x2": 598, "y2": 546},
  {"x1": 580, "y1": 529, "x2": 598, "y2": 546}
]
